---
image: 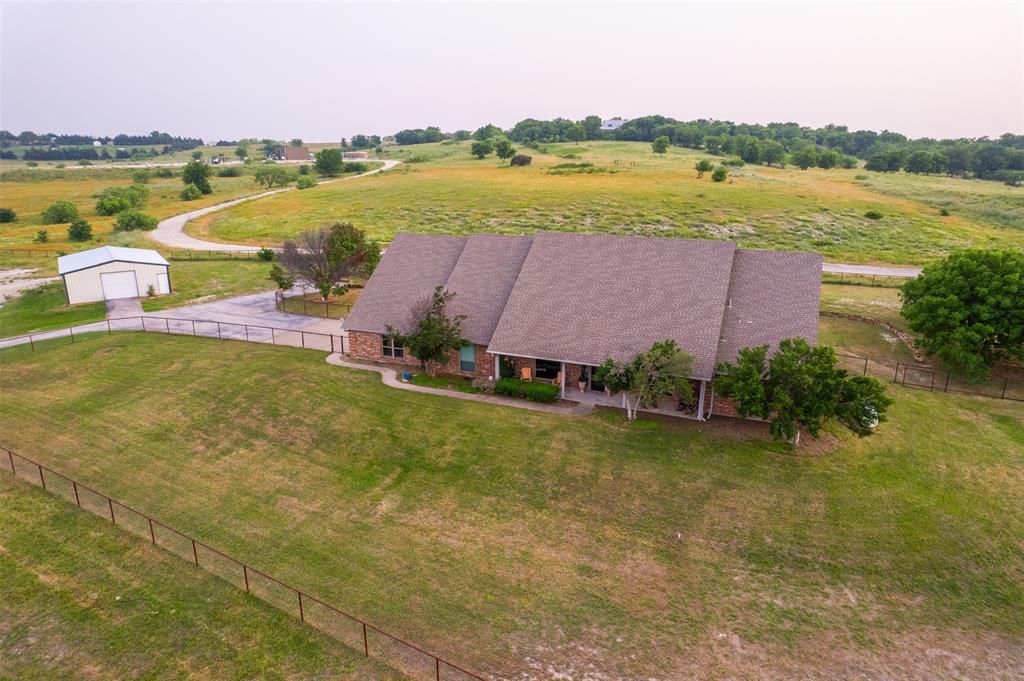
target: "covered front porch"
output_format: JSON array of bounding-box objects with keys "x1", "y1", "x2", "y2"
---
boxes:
[{"x1": 490, "y1": 352, "x2": 713, "y2": 421}]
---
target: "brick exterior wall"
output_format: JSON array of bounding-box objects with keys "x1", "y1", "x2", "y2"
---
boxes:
[{"x1": 347, "y1": 331, "x2": 493, "y2": 377}]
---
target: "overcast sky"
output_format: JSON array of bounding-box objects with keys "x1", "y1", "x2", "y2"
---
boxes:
[{"x1": 2, "y1": 1, "x2": 1021, "y2": 142}]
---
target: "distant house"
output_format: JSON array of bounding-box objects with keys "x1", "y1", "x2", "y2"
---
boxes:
[
  {"x1": 342, "y1": 150, "x2": 369, "y2": 160},
  {"x1": 601, "y1": 117, "x2": 626, "y2": 131},
  {"x1": 282, "y1": 146, "x2": 312, "y2": 162},
  {"x1": 342, "y1": 233, "x2": 822, "y2": 420},
  {"x1": 58, "y1": 246, "x2": 170, "y2": 304},
  {"x1": 92, "y1": 140, "x2": 102, "y2": 147}
]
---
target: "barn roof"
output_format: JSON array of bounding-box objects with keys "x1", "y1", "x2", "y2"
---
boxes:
[{"x1": 57, "y1": 246, "x2": 169, "y2": 275}]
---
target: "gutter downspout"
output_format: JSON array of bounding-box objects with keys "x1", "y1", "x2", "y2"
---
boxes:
[
  {"x1": 559, "y1": 362, "x2": 565, "y2": 399},
  {"x1": 697, "y1": 380, "x2": 706, "y2": 421}
]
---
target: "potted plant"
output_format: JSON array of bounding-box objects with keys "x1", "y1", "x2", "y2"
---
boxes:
[{"x1": 577, "y1": 369, "x2": 588, "y2": 393}]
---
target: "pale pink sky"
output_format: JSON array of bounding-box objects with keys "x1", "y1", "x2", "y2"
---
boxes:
[{"x1": 2, "y1": 1, "x2": 1021, "y2": 141}]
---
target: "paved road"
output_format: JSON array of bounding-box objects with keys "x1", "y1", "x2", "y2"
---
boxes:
[{"x1": 149, "y1": 159, "x2": 402, "y2": 251}]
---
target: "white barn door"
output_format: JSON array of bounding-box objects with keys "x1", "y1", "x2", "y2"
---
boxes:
[
  {"x1": 100, "y1": 271, "x2": 140, "y2": 300},
  {"x1": 156, "y1": 271, "x2": 170, "y2": 294}
]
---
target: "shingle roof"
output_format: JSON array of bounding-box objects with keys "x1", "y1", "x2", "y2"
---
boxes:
[
  {"x1": 342, "y1": 233, "x2": 467, "y2": 335},
  {"x1": 444, "y1": 235, "x2": 535, "y2": 345},
  {"x1": 343, "y1": 231, "x2": 822, "y2": 382},
  {"x1": 283, "y1": 146, "x2": 310, "y2": 161},
  {"x1": 488, "y1": 233, "x2": 738, "y2": 380},
  {"x1": 57, "y1": 246, "x2": 168, "y2": 275},
  {"x1": 715, "y1": 249, "x2": 823, "y2": 367}
]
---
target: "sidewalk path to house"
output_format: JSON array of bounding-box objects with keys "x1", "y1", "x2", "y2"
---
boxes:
[
  {"x1": 149, "y1": 159, "x2": 402, "y2": 251},
  {"x1": 325, "y1": 353, "x2": 596, "y2": 416}
]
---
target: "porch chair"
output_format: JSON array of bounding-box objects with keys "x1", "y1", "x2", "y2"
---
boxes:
[{"x1": 520, "y1": 367, "x2": 533, "y2": 382}]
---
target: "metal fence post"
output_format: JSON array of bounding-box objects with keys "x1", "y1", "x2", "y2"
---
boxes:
[
  {"x1": 192, "y1": 320, "x2": 196, "y2": 336},
  {"x1": 148, "y1": 517, "x2": 155, "y2": 543},
  {"x1": 107, "y1": 319, "x2": 111, "y2": 335},
  {"x1": 6, "y1": 448, "x2": 13, "y2": 473},
  {"x1": 217, "y1": 323, "x2": 222, "y2": 340},
  {"x1": 165, "y1": 318, "x2": 170, "y2": 334},
  {"x1": 191, "y1": 538, "x2": 199, "y2": 565},
  {"x1": 362, "y1": 622, "x2": 369, "y2": 656},
  {"x1": 243, "y1": 565, "x2": 250, "y2": 593},
  {"x1": 892, "y1": 363, "x2": 900, "y2": 383},
  {"x1": 38, "y1": 463, "x2": 46, "y2": 489},
  {"x1": 69, "y1": 326, "x2": 75, "y2": 344},
  {"x1": 1002, "y1": 379, "x2": 1008, "y2": 399},
  {"x1": 73, "y1": 480, "x2": 81, "y2": 507},
  {"x1": 298, "y1": 591, "x2": 305, "y2": 622},
  {"x1": 108, "y1": 498, "x2": 115, "y2": 524},
  {"x1": 29, "y1": 335, "x2": 34, "y2": 352}
]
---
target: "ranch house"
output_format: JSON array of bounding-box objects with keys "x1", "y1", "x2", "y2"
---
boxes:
[{"x1": 342, "y1": 232, "x2": 821, "y2": 420}]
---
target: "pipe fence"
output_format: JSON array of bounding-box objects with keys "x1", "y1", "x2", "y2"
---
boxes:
[
  {"x1": 0, "y1": 246, "x2": 265, "y2": 262},
  {"x1": 275, "y1": 290, "x2": 353, "y2": 319},
  {"x1": 0, "y1": 444, "x2": 486, "y2": 681}
]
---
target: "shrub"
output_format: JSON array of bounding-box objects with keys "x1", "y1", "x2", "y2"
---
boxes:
[
  {"x1": 182, "y1": 160, "x2": 213, "y2": 194},
  {"x1": 55, "y1": 164, "x2": 65, "y2": 169},
  {"x1": 494, "y1": 378, "x2": 559, "y2": 403},
  {"x1": 711, "y1": 166, "x2": 728, "y2": 182},
  {"x1": 34, "y1": 229, "x2": 48, "y2": 243},
  {"x1": 216, "y1": 166, "x2": 241, "y2": 177},
  {"x1": 855, "y1": 173, "x2": 868, "y2": 180},
  {"x1": 41, "y1": 200, "x2": 79, "y2": 224},
  {"x1": 0, "y1": 208, "x2": 15, "y2": 223},
  {"x1": 155, "y1": 167, "x2": 175, "y2": 178},
  {"x1": 939, "y1": 207, "x2": 950, "y2": 216},
  {"x1": 471, "y1": 376, "x2": 496, "y2": 393},
  {"x1": 146, "y1": 284, "x2": 156, "y2": 297},
  {"x1": 257, "y1": 247, "x2": 275, "y2": 261},
  {"x1": 132, "y1": 170, "x2": 151, "y2": 184},
  {"x1": 864, "y1": 210, "x2": 883, "y2": 220},
  {"x1": 296, "y1": 175, "x2": 317, "y2": 189},
  {"x1": 180, "y1": 183, "x2": 203, "y2": 201},
  {"x1": 722, "y1": 157, "x2": 745, "y2": 167},
  {"x1": 78, "y1": 160, "x2": 91, "y2": 166},
  {"x1": 95, "y1": 184, "x2": 148, "y2": 215},
  {"x1": 297, "y1": 164, "x2": 311, "y2": 175},
  {"x1": 510, "y1": 154, "x2": 532, "y2": 167},
  {"x1": 26, "y1": 161, "x2": 38, "y2": 167},
  {"x1": 67, "y1": 219, "x2": 92, "y2": 242},
  {"x1": 114, "y1": 209, "x2": 158, "y2": 232}
]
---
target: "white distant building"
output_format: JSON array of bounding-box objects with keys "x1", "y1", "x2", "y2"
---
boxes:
[
  {"x1": 601, "y1": 117, "x2": 626, "y2": 131},
  {"x1": 92, "y1": 140, "x2": 102, "y2": 147}
]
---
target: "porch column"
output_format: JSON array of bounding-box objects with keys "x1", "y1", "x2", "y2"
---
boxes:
[
  {"x1": 494, "y1": 354, "x2": 501, "y2": 380},
  {"x1": 560, "y1": 362, "x2": 566, "y2": 398}
]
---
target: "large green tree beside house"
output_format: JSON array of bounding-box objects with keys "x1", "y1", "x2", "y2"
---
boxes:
[
  {"x1": 388, "y1": 287, "x2": 466, "y2": 377},
  {"x1": 278, "y1": 222, "x2": 380, "y2": 301},
  {"x1": 595, "y1": 340, "x2": 694, "y2": 421}
]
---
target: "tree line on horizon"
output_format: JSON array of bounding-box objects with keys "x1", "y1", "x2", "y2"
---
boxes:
[{"x1": 394, "y1": 116, "x2": 1024, "y2": 184}]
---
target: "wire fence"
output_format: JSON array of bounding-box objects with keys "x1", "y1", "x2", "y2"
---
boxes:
[
  {"x1": 0, "y1": 444, "x2": 487, "y2": 681},
  {"x1": 0, "y1": 315, "x2": 349, "y2": 355},
  {"x1": 835, "y1": 352, "x2": 1023, "y2": 402},
  {"x1": 0, "y1": 246, "x2": 266, "y2": 261},
  {"x1": 820, "y1": 271, "x2": 913, "y2": 288},
  {"x1": 275, "y1": 290, "x2": 353, "y2": 319}
]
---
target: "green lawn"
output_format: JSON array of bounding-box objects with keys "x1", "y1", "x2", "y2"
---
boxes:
[
  {"x1": 0, "y1": 474, "x2": 400, "y2": 680},
  {"x1": 141, "y1": 260, "x2": 276, "y2": 312},
  {"x1": 820, "y1": 283, "x2": 906, "y2": 329},
  {"x1": 1, "y1": 333, "x2": 1021, "y2": 678},
  {"x1": 188, "y1": 141, "x2": 1024, "y2": 265},
  {"x1": 0, "y1": 281, "x2": 105, "y2": 336}
]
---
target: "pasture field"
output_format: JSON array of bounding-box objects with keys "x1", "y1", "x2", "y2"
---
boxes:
[
  {"x1": 0, "y1": 474, "x2": 399, "y2": 680},
  {"x1": 189, "y1": 141, "x2": 1024, "y2": 265},
  {"x1": 1, "y1": 333, "x2": 1021, "y2": 679}
]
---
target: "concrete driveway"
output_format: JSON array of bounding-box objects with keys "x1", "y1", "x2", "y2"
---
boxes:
[
  {"x1": 105, "y1": 297, "x2": 143, "y2": 317},
  {"x1": 144, "y1": 291, "x2": 341, "y2": 334}
]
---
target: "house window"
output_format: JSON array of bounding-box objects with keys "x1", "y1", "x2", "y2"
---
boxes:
[
  {"x1": 535, "y1": 359, "x2": 560, "y2": 380},
  {"x1": 382, "y1": 335, "x2": 403, "y2": 358},
  {"x1": 459, "y1": 345, "x2": 476, "y2": 372}
]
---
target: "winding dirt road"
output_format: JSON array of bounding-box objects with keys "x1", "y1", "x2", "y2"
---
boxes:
[{"x1": 149, "y1": 159, "x2": 402, "y2": 251}]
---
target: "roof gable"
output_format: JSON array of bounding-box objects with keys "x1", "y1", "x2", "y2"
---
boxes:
[
  {"x1": 58, "y1": 246, "x2": 168, "y2": 275},
  {"x1": 444, "y1": 235, "x2": 534, "y2": 345},
  {"x1": 342, "y1": 234, "x2": 467, "y2": 335},
  {"x1": 487, "y1": 233, "x2": 737, "y2": 379}
]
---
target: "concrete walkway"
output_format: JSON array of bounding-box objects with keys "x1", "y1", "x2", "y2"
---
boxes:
[
  {"x1": 325, "y1": 353, "x2": 595, "y2": 416},
  {"x1": 149, "y1": 159, "x2": 402, "y2": 251}
]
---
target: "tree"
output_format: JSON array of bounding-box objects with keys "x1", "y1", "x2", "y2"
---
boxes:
[
  {"x1": 594, "y1": 340, "x2": 695, "y2": 421},
  {"x1": 182, "y1": 161, "x2": 213, "y2": 194},
  {"x1": 0, "y1": 208, "x2": 15, "y2": 223},
  {"x1": 41, "y1": 200, "x2": 79, "y2": 224},
  {"x1": 191, "y1": 150, "x2": 203, "y2": 161},
  {"x1": 67, "y1": 218, "x2": 92, "y2": 242},
  {"x1": 760, "y1": 140, "x2": 785, "y2": 166},
  {"x1": 268, "y1": 263, "x2": 294, "y2": 291},
  {"x1": 694, "y1": 159, "x2": 714, "y2": 178},
  {"x1": 790, "y1": 146, "x2": 818, "y2": 170},
  {"x1": 470, "y1": 140, "x2": 493, "y2": 159},
  {"x1": 290, "y1": 138, "x2": 303, "y2": 147},
  {"x1": 566, "y1": 123, "x2": 587, "y2": 144},
  {"x1": 711, "y1": 166, "x2": 728, "y2": 182},
  {"x1": 716, "y1": 339, "x2": 892, "y2": 445},
  {"x1": 900, "y1": 249, "x2": 1024, "y2": 379},
  {"x1": 493, "y1": 138, "x2": 516, "y2": 162},
  {"x1": 234, "y1": 144, "x2": 249, "y2": 161},
  {"x1": 314, "y1": 148, "x2": 344, "y2": 176},
  {"x1": 278, "y1": 222, "x2": 380, "y2": 301},
  {"x1": 582, "y1": 115, "x2": 602, "y2": 140},
  {"x1": 473, "y1": 124, "x2": 501, "y2": 140},
  {"x1": 651, "y1": 135, "x2": 670, "y2": 155},
  {"x1": 180, "y1": 183, "x2": 203, "y2": 200},
  {"x1": 95, "y1": 184, "x2": 148, "y2": 215},
  {"x1": 386, "y1": 287, "x2": 466, "y2": 377},
  {"x1": 113, "y1": 210, "x2": 158, "y2": 232},
  {"x1": 254, "y1": 165, "x2": 292, "y2": 188}
]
